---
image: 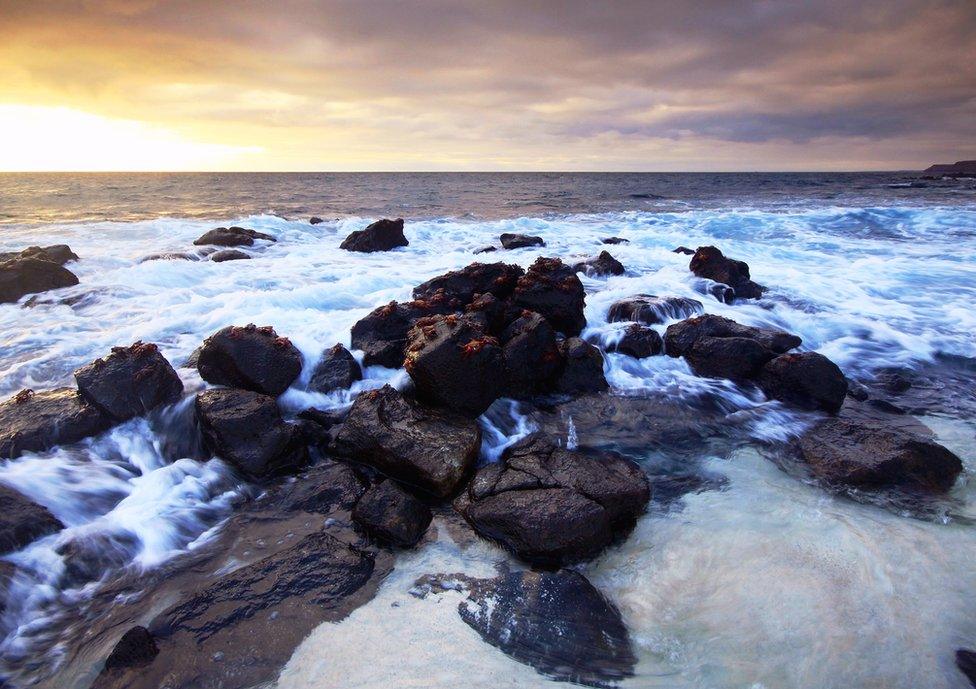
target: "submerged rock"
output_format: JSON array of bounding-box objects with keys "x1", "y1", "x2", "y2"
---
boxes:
[
  {"x1": 601, "y1": 237, "x2": 629, "y2": 245},
  {"x1": 352, "y1": 480, "x2": 432, "y2": 547},
  {"x1": 350, "y1": 294, "x2": 460, "y2": 368},
  {"x1": 760, "y1": 351, "x2": 848, "y2": 413},
  {"x1": 209, "y1": 249, "x2": 251, "y2": 262},
  {"x1": 0, "y1": 387, "x2": 113, "y2": 459},
  {"x1": 412, "y1": 262, "x2": 524, "y2": 304},
  {"x1": 0, "y1": 245, "x2": 78, "y2": 266},
  {"x1": 340, "y1": 218, "x2": 408, "y2": 253},
  {"x1": 512, "y1": 257, "x2": 586, "y2": 336},
  {"x1": 308, "y1": 344, "x2": 362, "y2": 394},
  {"x1": 139, "y1": 252, "x2": 198, "y2": 263},
  {"x1": 499, "y1": 233, "x2": 545, "y2": 250},
  {"x1": 607, "y1": 294, "x2": 703, "y2": 325},
  {"x1": 309, "y1": 217, "x2": 324, "y2": 225},
  {"x1": 555, "y1": 337, "x2": 608, "y2": 394},
  {"x1": 56, "y1": 530, "x2": 140, "y2": 587},
  {"x1": 473, "y1": 245, "x2": 497, "y2": 254},
  {"x1": 197, "y1": 324, "x2": 302, "y2": 396},
  {"x1": 688, "y1": 246, "x2": 765, "y2": 299},
  {"x1": 573, "y1": 250, "x2": 625, "y2": 277},
  {"x1": 0, "y1": 484, "x2": 64, "y2": 555},
  {"x1": 0, "y1": 257, "x2": 79, "y2": 304},
  {"x1": 193, "y1": 226, "x2": 275, "y2": 247},
  {"x1": 607, "y1": 324, "x2": 663, "y2": 358}
]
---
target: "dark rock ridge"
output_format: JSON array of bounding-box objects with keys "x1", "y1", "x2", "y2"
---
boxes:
[
  {"x1": 0, "y1": 245, "x2": 78, "y2": 265},
  {"x1": 555, "y1": 337, "x2": 609, "y2": 394},
  {"x1": 352, "y1": 480, "x2": 432, "y2": 547},
  {"x1": 922, "y1": 160, "x2": 976, "y2": 178},
  {"x1": 197, "y1": 324, "x2": 302, "y2": 396},
  {"x1": 192, "y1": 226, "x2": 275, "y2": 247},
  {"x1": 351, "y1": 292, "x2": 461, "y2": 368},
  {"x1": 759, "y1": 352, "x2": 848, "y2": 414},
  {"x1": 607, "y1": 324, "x2": 663, "y2": 358},
  {"x1": 455, "y1": 434, "x2": 649, "y2": 566},
  {"x1": 340, "y1": 218, "x2": 408, "y2": 252},
  {"x1": 0, "y1": 257, "x2": 79, "y2": 304},
  {"x1": 499, "y1": 233, "x2": 545, "y2": 249},
  {"x1": 512, "y1": 257, "x2": 586, "y2": 336},
  {"x1": 209, "y1": 249, "x2": 250, "y2": 262},
  {"x1": 332, "y1": 385, "x2": 481, "y2": 498},
  {"x1": 195, "y1": 388, "x2": 308, "y2": 478},
  {"x1": 688, "y1": 246, "x2": 765, "y2": 299},
  {"x1": 308, "y1": 343, "x2": 362, "y2": 394},
  {"x1": 607, "y1": 294, "x2": 703, "y2": 325},
  {"x1": 0, "y1": 387, "x2": 113, "y2": 460},
  {"x1": 74, "y1": 342, "x2": 184, "y2": 422},
  {"x1": 412, "y1": 262, "x2": 523, "y2": 304},
  {"x1": 573, "y1": 251, "x2": 625, "y2": 277},
  {"x1": 0, "y1": 484, "x2": 64, "y2": 555}
]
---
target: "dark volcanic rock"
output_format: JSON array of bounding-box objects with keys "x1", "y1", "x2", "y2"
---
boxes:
[
  {"x1": 0, "y1": 484, "x2": 63, "y2": 555},
  {"x1": 673, "y1": 246, "x2": 696, "y2": 255},
  {"x1": 412, "y1": 262, "x2": 524, "y2": 304},
  {"x1": 607, "y1": 324, "x2": 663, "y2": 358},
  {"x1": 74, "y1": 342, "x2": 184, "y2": 422},
  {"x1": 501, "y1": 311, "x2": 562, "y2": 397},
  {"x1": 101, "y1": 626, "x2": 158, "y2": 673},
  {"x1": 193, "y1": 226, "x2": 275, "y2": 247},
  {"x1": 404, "y1": 315, "x2": 505, "y2": 416},
  {"x1": 465, "y1": 292, "x2": 521, "y2": 335},
  {"x1": 353, "y1": 480, "x2": 432, "y2": 547},
  {"x1": 350, "y1": 293, "x2": 461, "y2": 368},
  {"x1": 308, "y1": 344, "x2": 362, "y2": 394},
  {"x1": 269, "y1": 459, "x2": 366, "y2": 514},
  {"x1": 197, "y1": 324, "x2": 302, "y2": 396},
  {"x1": 195, "y1": 388, "x2": 308, "y2": 478},
  {"x1": 957, "y1": 650, "x2": 976, "y2": 687},
  {"x1": 309, "y1": 216, "x2": 324, "y2": 225},
  {"x1": 455, "y1": 434, "x2": 649, "y2": 566},
  {"x1": 573, "y1": 251, "x2": 625, "y2": 277},
  {"x1": 500, "y1": 233, "x2": 545, "y2": 250},
  {"x1": 209, "y1": 249, "x2": 251, "y2": 262},
  {"x1": 0, "y1": 257, "x2": 79, "y2": 304},
  {"x1": 339, "y1": 218, "x2": 408, "y2": 253},
  {"x1": 512, "y1": 257, "x2": 586, "y2": 336},
  {"x1": 458, "y1": 570, "x2": 636, "y2": 688},
  {"x1": 332, "y1": 385, "x2": 481, "y2": 498},
  {"x1": 760, "y1": 352, "x2": 848, "y2": 413},
  {"x1": 0, "y1": 245, "x2": 78, "y2": 265},
  {"x1": 607, "y1": 294, "x2": 703, "y2": 325},
  {"x1": 601, "y1": 237, "x2": 629, "y2": 245},
  {"x1": 665, "y1": 315, "x2": 801, "y2": 357},
  {"x1": 689, "y1": 246, "x2": 765, "y2": 299},
  {"x1": 0, "y1": 387, "x2": 113, "y2": 459},
  {"x1": 555, "y1": 337, "x2": 608, "y2": 394}
]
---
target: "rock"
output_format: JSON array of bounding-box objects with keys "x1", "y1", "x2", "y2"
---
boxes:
[
  {"x1": 197, "y1": 324, "x2": 302, "y2": 396},
  {"x1": 555, "y1": 338, "x2": 608, "y2": 394},
  {"x1": 102, "y1": 626, "x2": 158, "y2": 673},
  {"x1": 140, "y1": 252, "x2": 198, "y2": 262},
  {"x1": 797, "y1": 414, "x2": 962, "y2": 492},
  {"x1": 473, "y1": 245, "x2": 497, "y2": 254},
  {"x1": 665, "y1": 315, "x2": 801, "y2": 357},
  {"x1": 332, "y1": 385, "x2": 481, "y2": 498},
  {"x1": 458, "y1": 570, "x2": 635, "y2": 688},
  {"x1": 269, "y1": 459, "x2": 366, "y2": 514},
  {"x1": 404, "y1": 315, "x2": 505, "y2": 416},
  {"x1": 210, "y1": 249, "x2": 251, "y2": 262},
  {"x1": 499, "y1": 233, "x2": 545, "y2": 250},
  {"x1": 688, "y1": 246, "x2": 765, "y2": 299},
  {"x1": 352, "y1": 480, "x2": 432, "y2": 547},
  {"x1": 923, "y1": 160, "x2": 976, "y2": 177},
  {"x1": 0, "y1": 484, "x2": 64, "y2": 555},
  {"x1": 55, "y1": 530, "x2": 140, "y2": 586},
  {"x1": 759, "y1": 352, "x2": 848, "y2": 413},
  {"x1": 195, "y1": 388, "x2": 308, "y2": 478},
  {"x1": 607, "y1": 324, "x2": 663, "y2": 358},
  {"x1": 0, "y1": 257, "x2": 79, "y2": 304},
  {"x1": 308, "y1": 344, "x2": 362, "y2": 394},
  {"x1": 957, "y1": 650, "x2": 976, "y2": 687},
  {"x1": 673, "y1": 246, "x2": 696, "y2": 255},
  {"x1": 601, "y1": 237, "x2": 629, "y2": 245},
  {"x1": 501, "y1": 311, "x2": 562, "y2": 397},
  {"x1": 298, "y1": 407, "x2": 349, "y2": 433},
  {"x1": 464, "y1": 292, "x2": 521, "y2": 335},
  {"x1": 607, "y1": 294, "x2": 703, "y2": 324},
  {"x1": 350, "y1": 294, "x2": 461, "y2": 368},
  {"x1": 0, "y1": 245, "x2": 78, "y2": 265},
  {"x1": 339, "y1": 218, "x2": 408, "y2": 252},
  {"x1": 456, "y1": 435, "x2": 649, "y2": 565},
  {"x1": 412, "y1": 262, "x2": 524, "y2": 304},
  {"x1": 0, "y1": 387, "x2": 113, "y2": 459},
  {"x1": 309, "y1": 217, "x2": 324, "y2": 225},
  {"x1": 74, "y1": 342, "x2": 184, "y2": 422},
  {"x1": 572, "y1": 250, "x2": 625, "y2": 277},
  {"x1": 192, "y1": 226, "x2": 275, "y2": 247},
  {"x1": 512, "y1": 257, "x2": 586, "y2": 336},
  {"x1": 691, "y1": 278, "x2": 735, "y2": 304}
]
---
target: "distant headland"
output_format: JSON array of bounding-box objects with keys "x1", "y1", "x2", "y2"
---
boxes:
[{"x1": 922, "y1": 160, "x2": 976, "y2": 178}]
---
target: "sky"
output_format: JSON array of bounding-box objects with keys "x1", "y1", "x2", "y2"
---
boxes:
[{"x1": 0, "y1": 0, "x2": 974, "y2": 171}]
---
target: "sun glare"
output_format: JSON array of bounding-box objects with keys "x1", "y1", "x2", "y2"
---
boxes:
[{"x1": 0, "y1": 105, "x2": 260, "y2": 171}]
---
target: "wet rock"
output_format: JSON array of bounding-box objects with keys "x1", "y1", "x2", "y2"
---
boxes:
[
  {"x1": 404, "y1": 315, "x2": 505, "y2": 416},
  {"x1": 209, "y1": 249, "x2": 251, "y2": 262},
  {"x1": 665, "y1": 315, "x2": 801, "y2": 357},
  {"x1": 332, "y1": 385, "x2": 481, "y2": 498},
  {"x1": 473, "y1": 245, "x2": 497, "y2": 254},
  {"x1": 350, "y1": 293, "x2": 461, "y2": 368},
  {"x1": 56, "y1": 530, "x2": 140, "y2": 586},
  {"x1": 193, "y1": 226, "x2": 275, "y2": 247},
  {"x1": 339, "y1": 218, "x2": 408, "y2": 252},
  {"x1": 465, "y1": 292, "x2": 521, "y2": 335},
  {"x1": 412, "y1": 262, "x2": 524, "y2": 304},
  {"x1": 957, "y1": 650, "x2": 976, "y2": 687},
  {"x1": 298, "y1": 407, "x2": 349, "y2": 434},
  {"x1": 309, "y1": 217, "x2": 324, "y2": 225},
  {"x1": 0, "y1": 257, "x2": 79, "y2": 304},
  {"x1": 352, "y1": 480, "x2": 432, "y2": 547},
  {"x1": 455, "y1": 434, "x2": 649, "y2": 566},
  {"x1": 139, "y1": 252, "x2": 198, "y2": 262},
  {"x1": 572, "y1": 250, "x2": 624, "y2": 277},
  {"x1": 101, "y1": 626, "x2": 158, "y2": 673},
  {"x1": 691, "y1": 278, "x2": 735, "y2": 304},
  {"x1": 0, "y1": 484, "x2": 63, "y2": 555},
  {"x1": 673, "y1": 246, "x2": 696, "y2": 255},
  {"x1": 601, "y1": 237, "x2": 629, "y2": 245},
  {"x1": 0, "y1": 387, "x2": 113, "y2": 459},
  {"x1": 607, "y1": 324, "x2": 663, "y2": 358},
  {"x1": 759, "y1": 352, "x2": 848, "y2": 413},
  {"x1": 197, "y1": 324, "x2": 302, "y2": 396},
  {"x1": 688, "y1": 246, "x2": 765, "y2": 299},
  {"x1": 499, "y1": 233, "x2": 545, "y2": 250},
  {"x1": 874, "y1": 369, "x2": 913, "y2": 394},
  {"x1": 512, "y1": 257, "x2": 586, "y2": 336},
  {"x1": 308, "y1": 344, "x2": 362, "y2": 394},
  {"x1": 607, "y1": 294, "x2": 703, "y2": 324},
  {"x1": 555, "y1": 337, "x2": 608, "y2": 394},
  {"x1": 74, "y1": 342, "x2": 184, "y2": 422},
  {"x1": 268, "y1": 459, "x2": 366, "y2": 514},
  {"x1": 501, "y1": 311, "x2": 562, "y2": 397},
  {"x1": 0, "y1": 245, "x2": 78, "y2": 265},
  {"x1": 458, "y1": 570, "x2": 635, "y2": 688},
  {"x1": 195, "y1": 388, "x2": 308, "y2": 478}
]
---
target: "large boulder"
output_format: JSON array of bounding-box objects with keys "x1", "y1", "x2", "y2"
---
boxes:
[
  {"x1": 350, "y1": 293, "x2": 461, "y2": 368},
  {"x1": 455, "y1": 434, "x2": 649, "y2": 566},
  {"x1": 74, "y1": 342, "x2": 184, "y2": 422},
  {"x1": 0, "y1": 484, "x2": 63, "y2": 555},
  {"x1": 195, "y1": 388, "x2": 308, "y2": 478},
  {"x1": 500, "y1": 311, "x2": 562, "y2": 397},
  {"x1": 512, "y1": 257, "x2": 586, "y2": 336},
  {"x1": 404, "y1": 315, "x2": 505, "y2": 416},
  {"x1": 499, "y1": 233, "x2": 544, "y2": 250},
  {"x1": 607, "y1": 294, "x2": 703, "y2": 324},
  {"x1": 555, "y1": 338, "x2": 608, "y2": 394},
  {"x1": 0, "y1": 257, "x2": 79, "y2": 304},
  {"x1": 0, "y1": 245, "x2": 78, "y2": 265},
  {"x1": 332, "y1": 385, "x2": 481, "y2": 498},
  {"x1": 759, "y1": 352, "x2": 848, "y2": 413},
  {"x1": 411, "y1": 262, "x2": 524, "y2": 304},
  {"x1": 689, "y1": 246, "x2": 765, "y2": 299},
  {"x1": 0, "y1": 387, "x2": 113, "y2": 459},
  {"x1": 197, "y1": 324, "x2": 302, "y2": 396},
  {"x1": 308, "y1": 344, "x2": 362, "y2": 394},
  {"x1": 352, "y1": 480, "x2": 432, "y2": 547},
  {"x1": 606, "y1": 324, "x2": 663, "y2": 358},
  {"x1": 192, "y1": 226, "x2": 275, "y2": 247},
  {"x1": 339, "y1": 218, "x2": 408, "y2": 253},
  {"x1": 572, "y1": 251, "x2": 624, "y2": 277}
]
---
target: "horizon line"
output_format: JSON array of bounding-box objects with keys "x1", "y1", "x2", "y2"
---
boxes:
[{"x1": 0, "y1": 169, "x2": 925, "y2": 174}]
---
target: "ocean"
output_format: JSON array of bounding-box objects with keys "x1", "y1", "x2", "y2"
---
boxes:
[{"x1": 1, "y1": 172, "x2": 975, "y2": 688}]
